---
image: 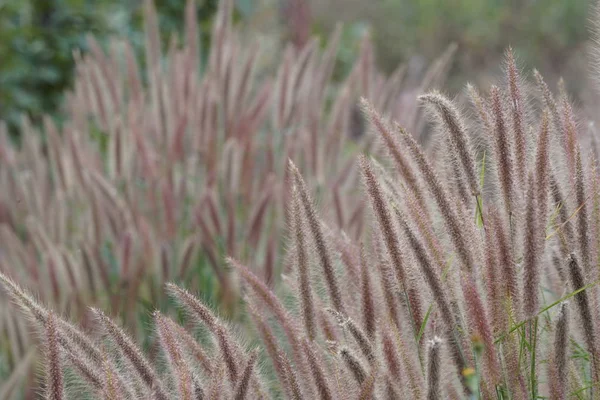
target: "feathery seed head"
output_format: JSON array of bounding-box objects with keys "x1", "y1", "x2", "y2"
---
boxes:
[
  {"x1": 288, "y1": 160, "x2": 345, "y2": 313},
  {"x1": 505, "y1": 47, "x2": 527, "y2": 187},
  {"x1": 45, "y1": 312, "x2": 64, "y2": 400},
  {"x1": 523, "y1": 173, "x2": 540, "y2": 317},
  {"x1": 419, "y1": 91, "x2": 479, "y2": 196},
  {"x1": 426, "y1": 336, "x2": 442, "y2": 400},
  {"x1": 550, "y1": 302, "x2": 570, "y2": 400},
  {"x1": 291, "y1": 184, "x2": 316, "y2": 341},
  {"x1": 359, "y1": 155, "x2": 407, "y2": 287},
  {"x1": 490, "y1": 85, "x2": 515, "y2": 215},
  {"x1": 92, "y1": 308, "x2": 168, "y2": 400}
]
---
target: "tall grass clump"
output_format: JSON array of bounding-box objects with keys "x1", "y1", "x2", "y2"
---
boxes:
[
  {"x1": 3, "y1": 1, "x2": 600, "y2": 399},
  {"x1": 0, "y1": 0, "x2": 452, "y2": 393}
]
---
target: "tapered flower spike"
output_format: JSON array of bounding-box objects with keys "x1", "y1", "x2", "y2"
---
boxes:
[
  {"x1": 466, "y1": 83, "x2": 492, "y2": 132},
  {"x1": 506, "y1": 48, "x2": 527, "y2": 188},
  {"x1": 396, "y1": 213, "x2": 469, "y2": 389},
  {"x1": 162, "y1": 316, "x2": 213, "y2": 374},
  {"x1": 551, "y1": 302, "x2": 570, "y2": 400},
  {"x1": 357, "y1": 364, "x2": 378, "y2": 400},
  {"x1": 227, "y1": 258, "x2": 305, "y2": 373},
  {"x1": 461, "y1": 274, "x2": 500, "y2": 384},
  {"x1": 154, "y1": 312, "x2": 194, "y2": 400},
  {"x1": 523, "y1": 173, "x2": 540, "y2": 317},
  {"x1": 328, "y1": 309, "x2": 374, "y2": 364},
  {"x1": 535, "y1": 111, "x2": 550, "y2": 235},
  {"x1": 384, "y1": 377, "x2": 401, "y2": 400},
  {"x1": 397, "y1": 215, "x2": 454, "y2": 330},
  {"x1": 560, "y1": 93, "x2": 578, "y2": 181},
  {"x1": 291, "y1": 184, "x2": 316, "y2": 341},
  {"x1": 166, "y1": 283, "x2": 240, "y2": 384},
  {"x1": 381, "y1": 332, "x2": 402, "y2": 381},
  {"x1": 278, "y1": 348, "x2": 304, "y2": 400},
  {"x1": 447, "y1": 151, "x2": 471, "y2": 205},
  {"x1": 360, "y1": 97, "x2": 427, "y2": 206},
  {"x1": 491, "y1": 209, "x2": 520, "y2": 317},
  {"x1": 0, "y1": 271, "x2": 48, "y2": 323},
  {"x1": 0, "y1": 272, "x2": 133, "y2": 398},
  {"x1": 503, "y1": 327, "x2": 528, "y2": 399},
  {"x1": 393, "y1": 122, "x2": 475, "y2": 273},
  {"x1": 359, "y1": 243, "x2": 376, "y2": 339},
  {"x1": 490, "y1": 85, "x2": 515, "y2": 217},
  {"x1": 340, "y1": 347, "x2": 367, "y2": 385},
  {"x1": 533, "y1": 70, "x2": 562, "y2": 135},
  {"x1": 288, "y1": 160, "x2": 345, "y2": 314},
  {"x1": 359, "y1": 155, "x2": 407, "y2": 289},
  {"x1": 102, "y1": 352, "x2": 121, "y2": 400},
  {"x1": 373, "y1": 231, "x2": 402, "y2": 330},
  {"x1": 566, "y1": 254, "x2": 598, "y2": 379},
  {"x1": 302, "y1": 340, "x2": 333, "y2": 400},
  {"x1": 484, "y1": 208, "x2": 504, "y2": 333},
  {"x1": 550, "y1": 174, "x2": 574, "y2": 255},
  {"x1": 246, "y1": 298, "x2": 305, "y2": 400},
  {"x1": 427, "y1": 337, "x2": 442, "y2": 400},
  {"x1": 419, "y1": 91, "x2": 479, "y2": 197},
  {"x1": 234, "y1": 350, "x2": 259, "y2": 400},
  {"x1": 92, "y1": 308, "x2": 169, "y2": 400},
  {"x1": 44, "y1": 312, "x2": 64, "y2": 400},
  {"x1": 62, "y1": 348, "x2": 103, "y2": 392},
  {"x1": 575, "y1": 148, "x2": 591, "y2": 273}
]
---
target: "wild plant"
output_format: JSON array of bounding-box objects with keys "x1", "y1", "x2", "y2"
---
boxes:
[
  {"x1": 3, "y1": 1, "x2": 600, "y2": 399},
  {"x1": 0, "y1": 0, "x2": 450, "y2": 392}
]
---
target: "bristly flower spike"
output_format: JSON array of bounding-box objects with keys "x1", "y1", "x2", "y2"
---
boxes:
[
  {"x1": 45, "y1": 312, "x2": 65, "y2": 400},
  {"x1": 288, "y1": 160, "x2": 346, "y2": 314},
  {"x1": 419, "y1": 91, "x2": 480, "y2": 197},
  {"x1": 393, "y1": 122, "x2": 475, "y2": 273},
  {"x1": 490, "y1": 85, "x2": 515, "y2": 217},
  {"x1": 427, "y1": 337, "x2": 442, "y2": 400},
  {"x1": 291, "y1": 183, "x2": 317, "y2": 341},
  {"x1": 506, "y1": 48, "x2": 527, "y2": 188}
]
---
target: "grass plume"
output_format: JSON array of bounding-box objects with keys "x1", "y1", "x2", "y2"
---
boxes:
[{"x1": 4, "y1": 3, "x2": 600, "y2": 399}]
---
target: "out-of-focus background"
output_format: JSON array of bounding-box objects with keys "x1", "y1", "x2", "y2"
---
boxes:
[{"x1": 0, "y1": 0, "x2": 593, "y2": 137}]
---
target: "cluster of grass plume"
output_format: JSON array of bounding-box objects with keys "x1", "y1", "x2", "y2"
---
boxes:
[
  {"x1": 0, "y1": 0, "x2": 452, "y2": 393},
  {"x1": 5, "y1": 0, "x2": 600, "y2": 399}
]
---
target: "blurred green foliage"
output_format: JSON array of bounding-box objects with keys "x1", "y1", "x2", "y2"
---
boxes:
[
  {"x1": 375, "y1": 0, "x2": 590, "y2": 59},
  {"x1": 0, "y1": 0, "x2": 220, "y2": 137},
  {"x1": 313, "y1": 0, "x2": 593, "y2": 93},
  {"x1": 1, "y1": 0, "x2": 595, "y2": 136},
  {"x1": 0, "y1": 0, "x2": 107, "y2": 135},
  {"x1": 379, "y1": 0, "x2": 590, "y2": 66}
]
